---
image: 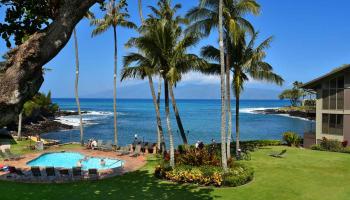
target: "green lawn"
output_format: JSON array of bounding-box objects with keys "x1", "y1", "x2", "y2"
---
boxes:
[{"x1": 1, "y1": 146, "x2": 349, "y2": 200}]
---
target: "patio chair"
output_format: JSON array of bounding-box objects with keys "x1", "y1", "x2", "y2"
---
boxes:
[
  {"x1": 31, "y1": 166, "x2": 42, "y2": 177},
  {"x1": 269, "y1": 149, "x2": 287, "y2": 158},
  {"x1": 72, "y1": 167, "x2": 82, "y2": 177},
  {"x1": 4, "y1": 149, "x2": 22, "y2": 160},
  {"x1": 96, "y1": 140, "x2": 103, "y2": 150},
  {"x1": 46, "y1": 167, "x2": 56, "y2": 176},
  {"x1": 101, "y1": 140, "x2": 113, "y2": 151},
  {"x1": 88, "y1": 168, "x2": 98, "y2": 180},
  {"x1": 59, "y1": 168, "x2": 69, "y2": 177},
  {"x1": 130, "y1": 145, "x2": 142, "y2": 157},
  {"x1": 116, "y1": 146, "x2": 130, "y2": 156}
]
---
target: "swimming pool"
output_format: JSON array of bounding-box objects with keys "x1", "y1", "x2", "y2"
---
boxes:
[{"x1": 27, "y1": 152, "x2": 124, "y2": 170}]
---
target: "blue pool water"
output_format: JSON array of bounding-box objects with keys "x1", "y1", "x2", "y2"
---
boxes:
[{"x1": 27, "y1": 152, "x2": 124, "y2": 170}]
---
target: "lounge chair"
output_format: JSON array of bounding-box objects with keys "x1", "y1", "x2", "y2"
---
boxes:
[
  {"x1": 59, "y1": 169, "x2": 69, "y2": 177},
  {"x1": 96, "y1": 140, "x2": 103, "y2": 150},
  {"x1": 101, "y1": 140, "x2": 113, "y2": 151},
  {"x1": 31, "y1": 166, "x2": 42, "y2": 177},
  {"x1": 88, "y1": 168, "x2": 98, "y2": 180},
  {"x1": 116, "y1": 146, "x2": 130, "y2": 156},
  {"x1": 269, "y1": 149, "x2": 287, "y2": 158},
  {"x1": 72, "y1": 167, "x2": 82, "y2": 177},
  {"x1": 130, "y1": 145, "x2": 142, "y2": 157},
  {"x1": 4, "y1": 149, "x2": 22, "y2": 160},
  {"x1": 7, "y1": 166, "x2": 28, "y2": 180},
  {"x1": 46, "y1": 167, "x2": 56, "y2": 176}
]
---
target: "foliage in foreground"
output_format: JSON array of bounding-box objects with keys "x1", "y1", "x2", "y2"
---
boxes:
[
  {"x1": 311, "y1": 137, "x2": 350, "y2": 153},
  {"x1": 155, "y1": 162, "x2": 253, "y2": 187}
]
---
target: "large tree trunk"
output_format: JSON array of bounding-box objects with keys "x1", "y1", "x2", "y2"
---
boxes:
[
  {"x1": 169, "y1": 85, "x2": 188, "y2": 145},
  {"x1": 164, "y1": 79, "x2": 175, "y2": 168},
  {"x1": 0, "y1": 0, "x2": 100, "y2": 128},
  {"x1": 73, "y1": 28, "x2": 84, "y2": 146},
  {"x1": 218, "y1": 0, "x2": 228, "y2": 171},
  {"x1": 226, "y1": 53, "x2": 232, "y2": 160},
  {"x1": 113, "y1": 26, "x2": 118, "y2": 146},
  {"x1": 148, "y1": 75, "x2": 165, "y2": 153}
]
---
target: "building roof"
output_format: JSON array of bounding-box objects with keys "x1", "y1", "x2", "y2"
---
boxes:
[{"x1": 302, "y1": 64, "x2": 350, "y2": 89}]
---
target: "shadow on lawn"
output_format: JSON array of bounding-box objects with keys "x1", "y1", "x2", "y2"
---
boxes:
[{"x1": 0, "y1": 169, "x2": 219, "y2": 200}]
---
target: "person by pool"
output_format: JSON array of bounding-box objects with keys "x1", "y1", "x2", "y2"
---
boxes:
[
  {"x1": 100, "y1": 158, "x2": 106, "y2": 167},
  {"x1": 77, "y1": 159, "x2": 83, "y2": 167},
  {"x1": 83, "y1": 156, "x2": 89, "y2": 161}
]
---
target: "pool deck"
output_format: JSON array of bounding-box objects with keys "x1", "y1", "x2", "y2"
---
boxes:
[{"x1": 0, "y1": 146, "x2": 147, "y2": 182}]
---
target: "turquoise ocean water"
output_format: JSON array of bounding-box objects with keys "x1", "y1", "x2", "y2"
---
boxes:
[{"x1": 42, "y1": 99, "x2": 315, "y2": 146}]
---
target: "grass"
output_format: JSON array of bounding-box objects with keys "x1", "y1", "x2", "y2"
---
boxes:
[{"x1": 1, "y1": 144, "x2": 350, "y2": 199}]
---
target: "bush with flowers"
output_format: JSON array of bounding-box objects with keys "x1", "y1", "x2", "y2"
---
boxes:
[{"x1": 154, "y1": 147, "x2": 254, "y2": 187}]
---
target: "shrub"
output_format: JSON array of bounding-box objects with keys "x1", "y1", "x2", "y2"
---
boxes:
[
  {"x1": 222, "y1": 163, "x2": 254, "y2": 187},
  {"x1": 283, "y1": 132, "x2": 301, "y2": 146},
  {"x1": 176, "y1": 148, "x2": 220, "y2": 167},
  {"x1": 177, "y1": 140, "x2": 282, "y2": 153},
  {"x1": 320, "y1": 137, "x2": 343, "y2": 151},
  {"x1": 155, "y1": 163, "x2": 253, "y2": 187},
  {"x1": 342, "y1": 140, "x2": 348, "y2": 148},
  {"x1": 311, "y1": 138, "x2": 350, "y2": 154}
]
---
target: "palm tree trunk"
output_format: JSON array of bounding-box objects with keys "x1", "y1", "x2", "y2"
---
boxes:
[
  {"x1": 169, "y1": 85, "x2": 188, "y2": 145},
  {"x1": 157, "y1": 76, "x2": 166, "y2": 151},
  {"x1": 73, "y1": 28, "x2": 84, "y2": 146},
  {"x1": 113, "y1": 26, "x2": 118, "y2": 146},
  {"x1": 138, "y1": 0, "x2": 144, "y2": 22},
  {"x1": 148, "y1": 75, "x2": 165, "y2": 153},
  {"x1": 18, "y1": 111, "x2": 22, "y2": 140},
  {"x1": 218, "y1": 0, "x2": 228, "y2": 171},
  {"x1": 164, "y1": 79, "x2": 175, "y2": 167},
  {"x1": 226, "y1": 54, "x2": 232, "y2": 160},
  {"x1": 235, "y1": 92, "x2": 240, "y2": 157}
]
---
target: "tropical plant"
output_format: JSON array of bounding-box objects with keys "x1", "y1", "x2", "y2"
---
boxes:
[
  {"x1": 187, "y1": 0, "x2": 260, "y2": 160},
  {"x1": 124, "y1": 0, "x2": 205, "y2": 167},
  {"x1": 282, "y1": 131, "x2": 301, "y2": 147},
  {"x1": 91, "y1": 0, "x2": 136, "y2": 146},
  {"x1": 73, "y1": 11, "x2": 95, "y2": 146},
  {"x1": 201, "y1": 31, "x2": 284, "y2": 160}
]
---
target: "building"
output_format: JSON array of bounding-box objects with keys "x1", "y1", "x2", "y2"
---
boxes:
[{"x1": 302, "y1": 64, "x2": 350, "y2": 146}]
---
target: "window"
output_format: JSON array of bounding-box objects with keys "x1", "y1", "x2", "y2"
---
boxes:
[
  {"x1": 322, "y1": 90, "x2": 329, "y2": 109},
  {"x1": 322, "y1": 76, "x2": 345, "y2": 110},
  {"x1": 337, "y1": 89, "x2": 344, "y2": 110},
  {"x1": 322, "y1": 114, "x2": 343, "y2": 136},
  {"x1": 329, "y1": 89, "x2": 337, "y2": 109},
  {"x1": 322, "y1": 114, "x2": 329, "y2": 134}
]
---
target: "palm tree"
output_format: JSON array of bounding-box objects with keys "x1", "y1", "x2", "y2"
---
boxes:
[
  {"x1": 144, "y1": 0, "x2": 190, "y2": 145},
  {"x1": 201, "y1": 31, "x2": 284, "y2": 160},
  {"x1": 73, "y1": 11, "x2": 95, "y2": 146},
  {"x1": 121, "y1": 53, "x2": 166, "y2": 152},
  {"x1": 125, "y1": 1, "x2": 205, "y2": 167},
  {"x1": 187, "y1": 0, "x2": 260, "y2": 159},
  {"x1": 136, "y1": 0, "x2": 164, "y2": 152},
  {"x1": 91, "y1": 0, "x2": 136, "y2": 146},
  {"x1": 218, "y1": 0, "x2": 228, "y2": 171}
]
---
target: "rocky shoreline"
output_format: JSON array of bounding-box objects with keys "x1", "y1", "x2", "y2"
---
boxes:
[
  {"x1": 252, "y1": 108, "x2": 316, "y2": 121},
  {"x1": 11, "y1": 110, "x2": 85, "y2": 136}
]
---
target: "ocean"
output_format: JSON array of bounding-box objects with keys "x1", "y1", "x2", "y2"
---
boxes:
[{"x1": 42, "y1": 99, "x2": 315, "y2": 146}]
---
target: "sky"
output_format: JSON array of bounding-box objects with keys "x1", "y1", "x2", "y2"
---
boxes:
[{"x1": 1, "y1": 0, "x2": 350, "y2": 99}]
